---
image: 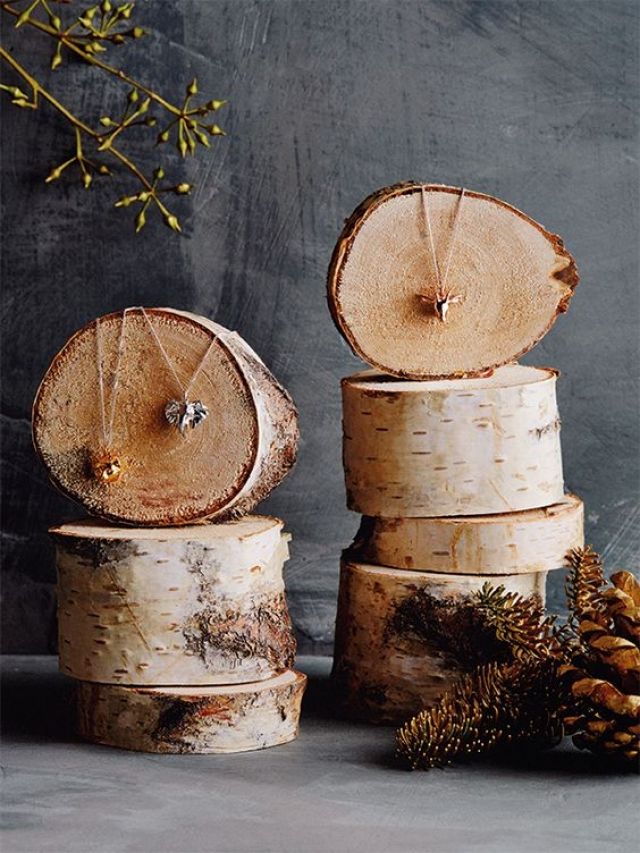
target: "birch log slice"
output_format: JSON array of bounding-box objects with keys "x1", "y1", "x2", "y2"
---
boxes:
[
  {"x1": 53, "y1": 516, "x2": 297, "y2": 685},
  {"x1": 328, "y1": 182, "x2": 578, "y2": 379},
  {"x1": 332, "y1": 557, "x2": 547, "y2": 725},
  {"x1": 76, "y1": 669, "x2": 307, "y2": 754},
  {"x1": 33, "y1": 308, "x2": 298, "y2": 526},
  {"x1": 354, "y1": 494, "x2": 583, "y2": 574},
  {"x1": 342, "y1": 364, "x2": 564, "y2": 517}
]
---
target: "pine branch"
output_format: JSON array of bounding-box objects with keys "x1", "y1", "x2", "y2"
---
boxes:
[
  {"x1": 473, "y1": 583, "x2": 561, "y2": 662},
  {"x1": 387, "y1": 589, "x2": 507, "y2": 669},
  {"x1": 388, "y1": 584, "x2": 563, "y2": 669},
  {"x1": 566, "y1": 546, "x2": 609, "y2": 629},
  {"x1": 396, "y1": 659, "x2": 565, "y2": 770}
]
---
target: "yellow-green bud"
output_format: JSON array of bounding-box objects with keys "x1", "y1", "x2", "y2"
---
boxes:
[
  {"x1": 83, "y1": 172, "x2": 92, "y2": 189},
  {"x1": 157, "y1": 130, "x2": 170, "y2": 144},
  {"x1": 101, "y1": 0, "x2": 112, "y2": 13},
  {"x1": 128, "y1": 88, "x2": 139, "y2": 103},
  {"x1": 175, "y1": 183, "x2": 192, "y2": 194},
  {"x1": 132, "y1": 26, "x2": 144, "y2": 38},
  {"x1": 206, "y1": 124, "x2": 225, "y2": 136},
  {"x1": 153, "y1": 166, "x2": 165, "y2": 180},
  {"x1": 99, "y1": 116, "x2": 114, "y2": 127},
  {"x1": 45, "y1": 166, "x2": 63, "y2": 183},
  {"x1": 164, "y1": 213, "x2": 182, "y2": 232},
  {"x1": 135, "y1": 210, "x2": 146, "y2": 232},
  {"x1": 206, "y1": 99, "x2": 227, "y2": 111},
  {"x1": 187, "y1": 78, "x2": 198, "y2": 96}
]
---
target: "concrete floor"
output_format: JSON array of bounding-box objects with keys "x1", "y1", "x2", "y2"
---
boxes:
[{"x1": 1, "y1": 656, "x2": 637, "y2": 853}]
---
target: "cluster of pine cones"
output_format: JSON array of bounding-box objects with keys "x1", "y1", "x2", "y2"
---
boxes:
[{"x1": 396, "y1": 547, "x2": 639, "y2": 769}]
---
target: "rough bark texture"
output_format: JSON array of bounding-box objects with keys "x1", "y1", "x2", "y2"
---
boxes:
[
  {"x1": 54, "y1": 516, "x2": 297, "y2": 685},
  {"x1": 76, "y1": 669, "x2": 307, "y2": 754},
  {"x1": 354, "y1": 494, "x2": 583, "y2": 574},
  {"x1": 33, "y1": 308, "x2": 298, "y2": 526},
  {"x1": 332, "y1": 556, "x2": 548, "y2": 724},
  {"x1": 328, "y1": 182, "x2": 578, "y2": 379},
  {"x1": 342, "y1": 364, "x2": 564, "y2": 517}
]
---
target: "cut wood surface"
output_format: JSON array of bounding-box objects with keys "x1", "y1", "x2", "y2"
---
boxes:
[
  {"x1": 354, "y1": 494, "x2": 583, "y2": 574},
  {"x1": 332, "y1": 556, "x2": 547, "y2": 724},
  {"x1": 33, "y1": 308, "x2": 298, "y2": 526},
  {"x1": 76, "y1": 669, "x2": 307, "y2": 754},
  {"x1": 53, "y1": 516, "x2": 297, "y2": 686},
  {"x1": 328, "y1": 182, "x2": 578, "y2": 379},
  {"x1": 342, "y1": 364, "x2": 564, "y2": 517}
]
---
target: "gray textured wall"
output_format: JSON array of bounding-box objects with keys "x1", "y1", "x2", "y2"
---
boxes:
[{"x1": 1, "y1": 0, "x2": 638, "y2": 653}]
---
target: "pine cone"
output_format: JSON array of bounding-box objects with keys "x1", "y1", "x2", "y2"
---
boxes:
[{"x1": 563, "y1": 549, "x2": 640, "y2": 765}]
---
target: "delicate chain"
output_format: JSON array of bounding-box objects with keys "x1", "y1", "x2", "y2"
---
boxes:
[
  {"x1": 421, "y1": 186, "x2": 466, "y2": 293},
  {"x1": 139, "y1": 307, "x2": 216, "y2": 401},
  {"x1": 95, "y1": 308, "x2": 129, "y2": 449}
]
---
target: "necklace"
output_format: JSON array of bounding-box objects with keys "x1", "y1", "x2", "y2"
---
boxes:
[
  {"x1": 418, "y1": 186, "x2": 466, "y2": 322},
  {"x1": 140, "y1": 307, "x2": 214, "y2": 436},
  {"x1": 92, "y1": 309, "x2": 129, "y2": 483}
]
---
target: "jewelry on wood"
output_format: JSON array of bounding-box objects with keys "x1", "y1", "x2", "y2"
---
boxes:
[
  {"x1": 140, "y1": 306, "x2": 214, "y2": 436},
  {"x1": 418, "y1": 186, "x2": 466, "y2": 322},
  {"x1": 89, "y1": 452, "x2": 127, "y2": 484},
  {"x1": 164, "y1": 398, "x2": 209, "y2": 436},
  {"x1": 93, "y1": 309, "x2": 129, "y2": 483}
]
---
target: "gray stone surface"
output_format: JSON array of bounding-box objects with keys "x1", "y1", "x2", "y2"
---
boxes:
[
  {"x1": 1, "y1": 655, "x2": 638, "y2": 853},
  {"x1": 1, "y1": 1, "x2": 638, "y2": 652}
]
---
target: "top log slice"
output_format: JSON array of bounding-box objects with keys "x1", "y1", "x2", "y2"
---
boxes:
[
  {"x1": 328, "y1": 183, "x2": 578, "y2": 379},
  {"x1": 33, "y1": 309, "x2": 298, "y2": 526},
  {"x1": 342, "y1": 364, "x2": 565, "y2": 517}
]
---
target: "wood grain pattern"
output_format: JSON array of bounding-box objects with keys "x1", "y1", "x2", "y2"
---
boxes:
[
  {"x1": 332, "y1": 556, "x2": 547, "y2": 724},
  {"x1": 33, "y1": 308, "x2": 298, "y2": 526},
  {"x1": 53, "y1": 516, "x2": 296, "y2": 685},
  {"x1": 328, "y1": 183, "x2": 578, "y2": 379},
  {"x1": 76, "y1": 669, "x2": 307, "y2": 753},
  {"x1": 354, "y1": 494, "x2": 584, "y2": 574},
  {"x1": 342, "y1": 364, "x2": 564, "y2": 517}
]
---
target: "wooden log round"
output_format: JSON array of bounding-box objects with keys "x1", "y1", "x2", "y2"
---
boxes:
[
  {"x1": 53, "y1": 516, "x2": 297, "y2": 686},
  {"x1": 33, "y1": 308, "x2": 298, "y2": 526},
  {"x1": 342, "y1": 364, "x2": 564, "y2": 517},
  {"x1": 76, "y1": 669, "x2": 307, "y2": 754},
  {"x1": 327, "y1": 182, "x2": 578, "y2": 379},
  {"x1": 353, "y1": 493, "x2": 583, "y2": 574},
  {"x1": 332, "y1": 556, "x2": 548, "y2": 725}
]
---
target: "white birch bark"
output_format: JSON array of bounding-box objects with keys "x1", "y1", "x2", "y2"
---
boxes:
[
  {"x1": 342, "y1": 364, "x2": 564, "y2": 517},
  {"x1": 332, "y1": 556, "x2": 548, "y2": 724},
  {"x1": 76, "y1": 669, "x2": 306, "y2": 754},
  {"x1": 54, "y1": 516, "x2": 296, "y2": 686}
]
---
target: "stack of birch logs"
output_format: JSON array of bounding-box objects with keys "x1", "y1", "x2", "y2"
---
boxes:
[
  {"x1": 33, "y1": 308, "x2": 305, "y2": 752},
  {"x1": 327, "y1": 183, "x2": 585, "y2": 724}
]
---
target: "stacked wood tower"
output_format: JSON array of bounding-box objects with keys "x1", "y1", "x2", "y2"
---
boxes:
[
  {"x1": 33, "y1": 308, "x2": 305, "y2": 752},
  {"x1": 327, "y1": 183, "x2": 584, "y2": 724}
]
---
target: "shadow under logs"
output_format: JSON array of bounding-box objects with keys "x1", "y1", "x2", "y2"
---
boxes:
[{"x1": 1, "y1": 660, "x2": 75, "y2": 742}]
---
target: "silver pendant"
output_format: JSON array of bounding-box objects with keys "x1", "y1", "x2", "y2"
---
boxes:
[{"x1": 165, "y1": 399, "x2": 209, "y2": 436}]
